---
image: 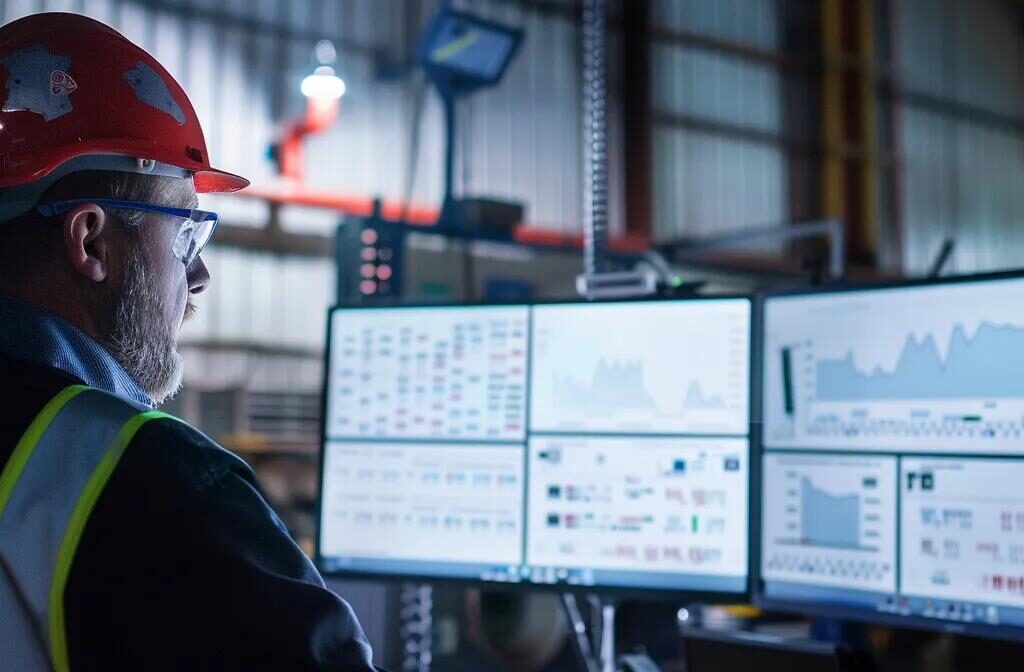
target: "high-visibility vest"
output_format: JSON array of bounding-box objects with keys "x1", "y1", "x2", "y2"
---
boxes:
[{"x1": 0, "y1": 385, "x2": 177, "y2": 672}]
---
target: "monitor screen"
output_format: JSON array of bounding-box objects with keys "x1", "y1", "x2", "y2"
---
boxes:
[
  {"x1": 318, "y1": 299, "x2": 752, "y2": 595},
  {"x1": 759, "y1": 274, "x2": 1024, "y2": 637}
]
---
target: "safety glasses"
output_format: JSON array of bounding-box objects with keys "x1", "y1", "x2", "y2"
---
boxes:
[{"x1": 36, "y1": 198, "x2": 219, "y2": 269}]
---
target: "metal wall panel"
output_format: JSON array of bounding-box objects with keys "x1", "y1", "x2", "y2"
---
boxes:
[
  {"x1": 901, "y1": 109, "x2": 1024, "y2": 275},
  {"x1": 650, "y1": 0, "x2": 787, "y2": 243},
  {"x1": 898, "y1": 0, "x2": 1024, "y2": 116},
  {"x1": 653, "y1": 126, "x2": 787, "y2": 242},
  {"x1": 897, "y1": 0, "x2": 1024, "y2": 273},
  {"x1": 895, "y1": 0, "x2": 950, "y2": 100},
  {"x1": 652, "y1": 44, "x2": 782, "y2": 133},
  {"x1": 900, "y1": 106, "x2": 958, "y2": 273},
  {"x1": 653, "y1": 0, "x2": 779, "y2": 49}
]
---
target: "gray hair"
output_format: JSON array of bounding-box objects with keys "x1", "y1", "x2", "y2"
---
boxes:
[
  {"x1": 0, "y1": 171, "x2": 195, "y2": 285},
  {"x1": 61, "y1": 170, "x2": 195, "y2": 228}
]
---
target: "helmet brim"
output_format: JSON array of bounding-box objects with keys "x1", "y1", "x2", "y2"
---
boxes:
[{"x1": 194, "y1": 167, "x2": 250, "y2": 194}]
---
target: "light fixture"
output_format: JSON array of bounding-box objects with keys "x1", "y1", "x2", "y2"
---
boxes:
[
  {"x1": 301, "y1": 65, "x2": 346, "y2": 100},
  {"x1": 301, "y1": 39, "x2": 346, "y2": 100},
  {"x1": 271, "y1": 39, "x2": 346, "y2": 181}
]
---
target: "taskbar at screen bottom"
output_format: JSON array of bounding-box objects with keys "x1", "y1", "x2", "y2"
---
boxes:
[
  {"x1": 763, "y1": 580, "x2": 1024, "y2": 632},
  {"x1": 320, "y1": 556, "x2": 746, "y2": 593}
]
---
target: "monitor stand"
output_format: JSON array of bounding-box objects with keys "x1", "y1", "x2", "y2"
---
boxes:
[{"x1": 561, "y1": 593, "x2": 619, "y2": 672}]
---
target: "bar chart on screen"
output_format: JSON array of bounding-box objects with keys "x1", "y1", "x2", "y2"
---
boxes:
[{"x1": 762, "y1": 453, "x2": 898, "y2": 592}]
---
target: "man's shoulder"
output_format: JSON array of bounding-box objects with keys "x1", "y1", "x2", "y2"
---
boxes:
[
  {"x1": 0, "y1": 351, "x2": 249, "y2": 495},
  {"x1": 0, "y1": 351, "x2": 84, "y2": 401},
  {"x1": 0, "y1": 354, "x2": 95, "y2": 467},
  {"x1": 122, "y1": 409, "x2": 254, "y2": 497}
]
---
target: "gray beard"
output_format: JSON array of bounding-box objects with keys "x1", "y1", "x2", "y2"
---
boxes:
[{"x1": 106, "y1": 250, "x2": 184, "y2": 406}]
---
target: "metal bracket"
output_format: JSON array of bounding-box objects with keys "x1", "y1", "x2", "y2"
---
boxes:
[
  {"x1": 562, "y1": 593, "x2": 618, "y2": 672},
  {"x1": 665, "y1": 218, "x2": 846, "y2": 281}
]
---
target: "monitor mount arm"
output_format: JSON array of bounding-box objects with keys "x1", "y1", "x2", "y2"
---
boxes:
[
  {"x1": 562, "y1": 593, "x2": 619, "y2": 672},
  {"x1": 662, "y1": 218, "x2": 847, "y2": 282}
]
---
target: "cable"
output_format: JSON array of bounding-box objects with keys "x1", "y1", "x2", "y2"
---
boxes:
[{"x1": 398, "y1": 72, "x2": 429, "y2": 224}]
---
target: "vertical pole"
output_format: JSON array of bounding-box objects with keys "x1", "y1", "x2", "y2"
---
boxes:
[
  {"x1": 854, "y1": 0, "x2": 879, "y2": 263},
  {"x1": 820, "y1": 0, "x2": 846, "y2": 240},
  {"x1": 582, "y1": 0, "x2": 609, "y2": 278},
  {"x1": 562, "y1": 593, "x2": 599, "y2": 672},
  {"x1": 442, "y1": 90, "x2": 458, "y2": 225},
  {"x1": 599, "y1": 601, "x2": 616, "y2": 672},
  {"x1": 622, "y1": 0, "x2": 652, "y2": 239},
  {"x1": 820, "y1": 0, "x2": 879, "y2": 269},
  {"x1": 878, "y1": 0, "x2": 905, "y2": 271}
]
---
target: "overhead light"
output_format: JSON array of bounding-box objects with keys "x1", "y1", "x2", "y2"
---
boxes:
[
  {"x1": 301, "y1": 39, "x2": 346, "y2": 100},
  {"x1": 272, "y1": 39, "x2": 346, "y2": 180},
  {"x1": 301, "y1": 65, "x2": 346, "y2": 100}
]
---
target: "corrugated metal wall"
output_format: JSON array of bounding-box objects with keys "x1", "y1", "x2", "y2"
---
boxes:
[
  {"x1": 896, "y1": 0, "x2": 1024, "y2": 274},
  {"x1": 650, "y1": 0, "x2": 788, "y2": 242}
]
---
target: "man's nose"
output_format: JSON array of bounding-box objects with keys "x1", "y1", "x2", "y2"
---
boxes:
[{"x1": 187, "y1": 256, "x2": 210, "y2": 295}]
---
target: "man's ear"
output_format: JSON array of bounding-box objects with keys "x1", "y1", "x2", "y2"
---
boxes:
[{"x1": 62, "y1": 203, "x2": 110, "y2": 283}]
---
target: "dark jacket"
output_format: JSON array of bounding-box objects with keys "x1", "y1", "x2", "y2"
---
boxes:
[{"x1": 0, "y1": 316, "x2": 377, "y2": 670}]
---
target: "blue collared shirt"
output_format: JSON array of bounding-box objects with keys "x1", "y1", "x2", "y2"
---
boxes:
[{"x1": 0, "y1": 295, "x2": 153, "y2": 407}]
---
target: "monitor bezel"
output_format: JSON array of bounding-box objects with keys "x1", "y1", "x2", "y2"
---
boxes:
[
  {"x1": 315, "y1": 295, "x2": 757, "y2": 602},
  {"x1": 753, "y1": 268, "x2": 1024, "y2": 643}
]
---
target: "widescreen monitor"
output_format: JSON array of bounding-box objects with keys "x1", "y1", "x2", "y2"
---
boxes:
[
  {"x1": 317, "y1": 298, "x2": 752, "y2": 596},
  {"x1": 758, "y1": 272, "x2": 1024, "y2": 639}
]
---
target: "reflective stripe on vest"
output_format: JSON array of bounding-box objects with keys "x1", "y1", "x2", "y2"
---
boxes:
[{"x1": 0, "y1": 385, "x2": 177, "y2": 672}]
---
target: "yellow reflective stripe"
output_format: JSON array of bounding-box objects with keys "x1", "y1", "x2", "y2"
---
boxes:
[
  {"x1": 0, "y1": 385, "x2": 90, "y2": 518},
  {"x1": 48, "y1": 410, "x2": 180, "y2": 672}
]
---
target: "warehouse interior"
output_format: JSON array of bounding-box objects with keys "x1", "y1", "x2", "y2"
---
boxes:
[{"x1": 3, "y1": 0, "x2": 1024, "y2": 670}]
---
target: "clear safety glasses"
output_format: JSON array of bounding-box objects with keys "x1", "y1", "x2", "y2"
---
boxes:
[{"x1": 36, "y1": 198, "x2": 219, "y2": 269}]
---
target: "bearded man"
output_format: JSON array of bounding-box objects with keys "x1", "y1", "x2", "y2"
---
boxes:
[{"x1": 0, "y1": 13, "x2": 377, "y2": 672}]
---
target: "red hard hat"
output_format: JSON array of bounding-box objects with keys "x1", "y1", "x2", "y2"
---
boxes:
[{"x1": 0, "y1": 13, "x2": 248, "y2": 194}]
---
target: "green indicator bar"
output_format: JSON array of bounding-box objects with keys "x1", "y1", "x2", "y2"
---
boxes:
[{"x1": 691, "y1": 515, "x2": 699, "y2": 533}]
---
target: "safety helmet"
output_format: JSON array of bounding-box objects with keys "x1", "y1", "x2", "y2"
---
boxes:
[{"x1": 0, "y1": 12, "x2": 248, "y2": 218}]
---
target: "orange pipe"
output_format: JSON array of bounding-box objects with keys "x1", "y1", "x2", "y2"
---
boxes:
[
  {"x1": 235, "y1": 184, "x2": 439, "y2": 226},
  {"x1": 230, "y1": 185, "x2": 650, "y2": 252},
  {"x1": 277, "y1": 98, "x2": 341, "y2": 182}
]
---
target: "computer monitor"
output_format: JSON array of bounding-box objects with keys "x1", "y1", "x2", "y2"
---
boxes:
[
  {"x1": 317, "y1": 298, "x2": 753, "y2": 597},
  {"x1": 526, "y1": 300, "x2": 751, "y2": 593},
  {"x1": 758, "y1": 271, "x2": 1024, "y2": 640}
]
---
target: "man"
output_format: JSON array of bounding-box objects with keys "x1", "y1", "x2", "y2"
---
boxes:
[{"x1": 0, "y1": 13, "x2": 377, "y2": 671}]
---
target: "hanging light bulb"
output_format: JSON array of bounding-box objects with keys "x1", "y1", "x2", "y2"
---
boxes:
[
  {"x1": 301, "y1": 39, "x2": 346, "y2": 100},
  {"x1": 274, "y1": 40, "x2": 346, "y2": 181},
  {"x1": 301, "y1": 65, "x2": 346, "y2": 99}
]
